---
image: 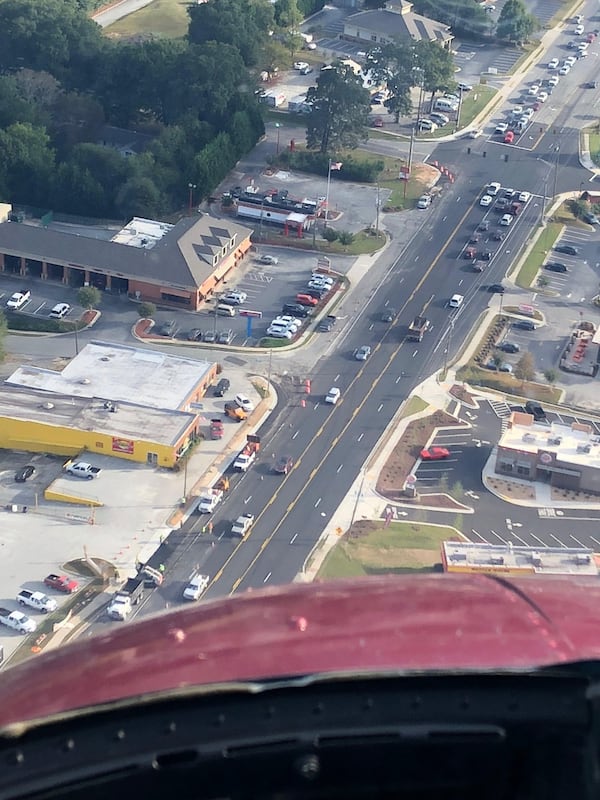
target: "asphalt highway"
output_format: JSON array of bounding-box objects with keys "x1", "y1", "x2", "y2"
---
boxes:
[{"x1": 133, "y1": 142, "x2": 589, "y2": 620}]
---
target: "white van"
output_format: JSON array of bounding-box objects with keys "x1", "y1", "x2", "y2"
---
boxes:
[
  {"x1": 433, "y1": 98, "x2": 458, "y2": 113},
  {"x1": 215, "y1": 303, "x2": 236, "y2": 317}
]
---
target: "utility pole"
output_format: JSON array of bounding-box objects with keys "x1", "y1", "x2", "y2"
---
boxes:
[
  {"x1": 375, "y1": 182, "x2": 381, "y2": 235},
  {"x1": 188, "y1": 183, "x2": 196, "y2": 215}
]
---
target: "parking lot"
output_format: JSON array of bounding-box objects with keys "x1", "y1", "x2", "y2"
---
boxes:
[
  {"x1": 151, "y1": 249, "x2": 346, "y2": 348},
  {"x1": 0, "y1": 278, "x2": 84, "y2": 324},
  {"x1": 414, "y1": 421, "x2": 490, "y2": 491},
  {"x1": 0, "y1": 366, "x2": 263, "y2": 665}
]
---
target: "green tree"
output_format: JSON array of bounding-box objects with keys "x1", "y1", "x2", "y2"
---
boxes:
[
  {"x1": 450, "y1": 480, "x2": 464, "y2": 500},
  {"x1": 306, "y1": 63, "x2": 371, "y2": 153},
  {"x1": 77, "y1": 286, "x2": 102, "y2": 310},
  {"x1": 491, "y1": 353, "x2": 503, "y2": 370},
  {"x1": 0, "y1": 122, "x2": 55, "y2": 205},
  {"x1": 138, "y1": 302, "x2": 156, "y2": 319},
  {"x1": 367, "y1": 43, "x2": 416, "y2": 122},
  {"x1": 544, "y1": 367, "x2": 558, "y2": 384},
  {"x1": 338, "y1": 230, "x2": 354, "y2": 246},
  {"x1": 322, "y1": 227, "x2": 338, "y2": 242},
  {"x1": 115, "y1": 176, "x2": 162, "y2": 219},
  {"x1": 514, "y1": 351, "x2": 536, "y2": 383},
  {"x1": 496, "y1": 0, "x2": 538, "y2": 43},
  {"x1": 411, "y1": 0, "x2": 489, "y2": 38},
  {"x1": 187, "y1": 0, "x2": 274, "y2": 68},
  {"x1": 415, "y1": 40, "x2": 455, "y2": 96}
]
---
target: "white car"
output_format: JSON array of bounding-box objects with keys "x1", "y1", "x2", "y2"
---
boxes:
[
  {"x1": 183, "y1": 574, "x2": 209, "y2": 601},
  {"x1": 466, "y1": 129, "x2": 482, "y2": 139},
  {"x1": 417, "y1": 194, "x2": 432, "y2": 208},
  {"x1": 311, "y1": 274, "x2": 334, "y2": 285},
  {"x1": 417, "y1": 119, "x2": 437, "y2": 132},
  {"x1": 6, "y1": 289, "x2": 31, "y2": 310},
  {"x1": 480, "y1": 195, "x2": 493, "y2": 207},
  {"x1": 222, "y1": 291, "x2": 247, "y2": 305},
  {"x1": 234, "y1": 394, "x2": 254, "y2": 412},
  {"x1": 538, "y1": 91, "x2": 549, "y2": 103},
  {"x1": 522, "y1": 107, "x2": 534, "y2": 120},
  {"x1": 49, "y1": 302, "x2": 71, "y2": 318},
  {"x1": 293, "y1": 61, "x2": 309, "y2": 71},
  {"x1": 355, "y1": 345, "x2": 371, "y2": 361},
  {"x1": 559, "y1": 65, "x2": 571, "y2": 75},
  {"x1": 548, "y1": 75, "x2": 559, "y2": 87},
  {"x1": 449, "y1": 294, "x2": 464, "y2": 309},
  {"x1": 267, "y1": 328, "x2": 293, "y2": 339},
  {"x1": 258, "y1": 254, "x2": 279, "y2": 265},
  {"x1": 458, "y1": 82, "x2": 473, "y2": 91},
  {"x1": 500, "y1": 214, "x2": 513, "y2": 226},
  {"x1": 548, "y1": 57, "x2": 559, "y2": 69},
  {"x1": 565, "y1": 56, "x2": 577, "y2": 66},
  {"x1": 574, "y1": 14, "x2": 583, "y2": 24},
  {"x1": 518, "y1": 191, "x2": 531, "y2": 203},
  {"x1": 495, "y1": 122, "x2": 508, "y2": 134},
  {"x1": 325, "y1": 387, "x2": 341, "y2": 405},
  {"x1": 527, "y1": 84, "x2": 539, "y2": 96},
  {"x1": 511, "y1": 105, "x2": 523, "y2": 117},
  {"x1": 487, "y1": 182, "x2": 502, "y2": 196},
  {"x1": 575, "y1": 24, "x2": 584, "y2": 35}
]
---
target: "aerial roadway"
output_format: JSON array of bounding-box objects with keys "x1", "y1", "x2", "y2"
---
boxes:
[{"x1": 96, "y1": 32, "x2": 598, "y2": 623}]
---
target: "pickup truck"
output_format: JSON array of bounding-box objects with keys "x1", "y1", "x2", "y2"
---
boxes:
[
  {"x1": 407, "y1": 316, "x2": 430, "y2": 342},
  {"x1": 233, "y1": 442, "x2": 260, "y2": 472},
  {"x1": 183, "y1": 573, "x2": 210, "y2": 601},
  {"x1": 17, "y1": 590, "x2": 57, "y2": 614},
  {"x1": 231, "y1": 513, "x2": 254, "y2": 539},
  {"x1": 107, "y1": 577, "x2": 144, "y2": 621},
  {"x1": 225, "y1": 402, "x2": 247, "y2": 422},
  {"x1": 0, "y1": 608, "x2": 37, "y2": 634},
  {"x1": 210, "y1": 419, "x2": 224, "y2": 439},
  {"x1": 44, "y1": 573, "x2": 79, "y2": 593},
  {"x1": 65, "y1": 461, "x2": 101, "y2": 480},
  {"x1": 318, "y1": 315, "x2": 337, "y2": 332},
  {"x1": 196, "y1": 488, "x2": 224, "y2": 514}
]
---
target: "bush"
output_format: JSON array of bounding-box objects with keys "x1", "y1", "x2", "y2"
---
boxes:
[
  {"x1": 322, "y1": 227, "x2": 338, "y2": 242},
  {"x1": 338, "y1": 231, "x2": 355, "y2": 245},
  {"x1": 5, "y1": 312, "x2": 81, "y2": 333},
  {"x1": 276, "y1": 150, "x2": 384, "y2": 183},
  {"x1": 138, "y1": 302, "x2": 156, "y2": 319}
]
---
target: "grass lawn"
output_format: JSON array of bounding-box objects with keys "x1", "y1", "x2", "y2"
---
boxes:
[
  {"x1": 106, "y1": 0, "x2": 190, "y2": 38},
  {"x1": 317, "y1": 521, "x2": 458, "y2": 579},
  {"x1": 401, "y1": 395, "x2": 428, "y2": 418},
  {"x1": 514, "y1": 221, "x2": 561, "y2": 288},
  {"x1": 589, "y1": 129, "x2": 600, "y2": 168},
  {"x1": 424, "y1": 85, "x2": 497, "y2": 139},
  {"x1": 259, "y1": 227, "x2": 386, "y2": 255}
]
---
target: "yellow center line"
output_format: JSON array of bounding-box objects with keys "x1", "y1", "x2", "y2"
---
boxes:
[{"x1": 206, "y1": 194, "x2": 480, "y2": 595}]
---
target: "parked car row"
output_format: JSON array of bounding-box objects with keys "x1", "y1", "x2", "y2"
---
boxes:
[
  {"x1": 3, "y1": 286, "x2": 71, "y2": 319},
  {"x1": 266, "y1": 273, "x2": 338, "y2": 340}
]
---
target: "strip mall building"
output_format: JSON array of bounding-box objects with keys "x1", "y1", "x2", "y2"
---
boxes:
[{"x1": 0, "y1": 206, "x2": 253, "y2": 311}]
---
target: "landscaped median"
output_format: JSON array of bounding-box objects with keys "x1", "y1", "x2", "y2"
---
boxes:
[{"x1": 514, "y1": 222, "x2": 562, "y2": 289}]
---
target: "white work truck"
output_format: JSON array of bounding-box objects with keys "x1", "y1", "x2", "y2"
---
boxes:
[
  {"x1": 196, "y1": 489, "x2": 224, "y2": 514},
  {"x1": 17, "y1": 590, "x2": 57, "y2": 614},
  {"x1": 183, "y1": 574, "x2": 210, "y2": 601},
  {"x1": 0, "y1": 608, "x2": 37, "y2": 634},
  {"x1": 231, "y1": 514, "x2": 255, "y2": 539},
  {"x1": 65, "y1": 461, "x2": 101, "y2": 480}
]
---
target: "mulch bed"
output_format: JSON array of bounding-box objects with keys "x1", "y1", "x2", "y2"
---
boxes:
[
  {"x1": 134, "y1": 319, "x2": 153, "y2": 338},
  {"x1": 449, "y1": 383, "x2": 478, "y2": 407},
  {"x1": 376, "y1": 410, "x2": 468, "y2": 500}
]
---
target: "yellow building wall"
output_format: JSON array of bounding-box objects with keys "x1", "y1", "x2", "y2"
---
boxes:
[{"x1": 0, "y1": 415, "x2": 179, "y2": 468}]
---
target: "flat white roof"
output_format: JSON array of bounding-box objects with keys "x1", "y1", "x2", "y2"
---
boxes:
[
  {"x1": 443, "y1": 541, "x2": 598, "y2": 576},
  {"x1": 499, "y1": 418, "x2": 600, "y2": 470},
  {"x1": 111, "y1": 217, "x2": 174, "y2": 249},
  {"x1": 7, "y1": 342, "x2": 213, "y2": 411}
]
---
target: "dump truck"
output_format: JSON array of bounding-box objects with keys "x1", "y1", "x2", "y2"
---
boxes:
[
  {"x1": 225, "y1": 402, "x2": 247, "y2": 422},
  {"x1": 407, "y1": 316, "x2": 430, "y2": 342},
  {"x1": 107, "y1": 577, "x2": 145, "y2": 621},
  {"x1": 197, "y1": 488, "x2": 224, "y2": 514},
  {"x1": 231, "y1": 514, "x2": 254, "y2": 539},
  {"x1": 210, "y1": 419, "x2": 224, "y2": 439},
  {"x1": 233, "y1": 441, "x2": 260, "y2": 472}
]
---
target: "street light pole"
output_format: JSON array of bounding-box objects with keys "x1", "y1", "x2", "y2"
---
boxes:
[
  {"x1": 188, "y1": 182, "x2": 197, "y2": 215},
  {"x1": 553, "y1": 145, "x2": 560, "y2": 202},
  {"x1": 375, "y1": 182, "x2": 381, "y2": 235},
  {"x1": 275, "y1": 123, "x2": 281, "y2": 156}
]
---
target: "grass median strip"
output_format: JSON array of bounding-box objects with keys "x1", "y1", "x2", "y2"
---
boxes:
[{"x1": 515, "y1": 222, "x2": 561, "y2": 288}]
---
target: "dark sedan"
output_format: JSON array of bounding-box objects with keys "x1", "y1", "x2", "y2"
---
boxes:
[
  {"x1": 488, "y1": 284, "x2": 505, "y2": 294},
  {"x1": 554, "y1": 244, "x2": 578, "y2": 255},
  {"x1": 15, "y1": 465, "x2": 35, "y2": 483},
  {"x1": 544, "y1": 262, "x2": 568, "y2": 273}
]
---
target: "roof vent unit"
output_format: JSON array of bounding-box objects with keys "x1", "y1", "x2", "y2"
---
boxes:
[
  {"x1": 41, "y1": 402, "x2": 55, "y2": 410},
  {"x1": 103, "y1": 400, "x2": 117, "y2": 413},
  {"x1": 79, "y1": 378, "x2": 91, "y2": 385}
]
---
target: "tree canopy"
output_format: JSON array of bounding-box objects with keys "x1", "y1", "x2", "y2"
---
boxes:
[
  {"x1": 0, "y1": 0, "x2": 266, "y2": 218},
  {"x1": 306, "y1": 63, "x2": 371, "y2": 153},
  {"x1": 496, "y1": 0, "x2": 538, "y2": 43}
]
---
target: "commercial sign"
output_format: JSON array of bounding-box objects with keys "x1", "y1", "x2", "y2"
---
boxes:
[
  {"x1": 239, "y1": 310, "x2": 263, "y2": 318},
  {"x1": 112, "y1": 437, "x2": 134, "y2": 454}
]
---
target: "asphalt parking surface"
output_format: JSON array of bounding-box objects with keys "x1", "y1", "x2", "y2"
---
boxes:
[{"x1": 0, "y1": 279, "x2": 83, "y2": 323}]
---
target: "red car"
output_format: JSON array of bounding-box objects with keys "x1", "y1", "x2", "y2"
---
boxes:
[
  {"x1": 295, "y1": 293, "x2": 318, "y2": 306},
  {"x1": 44, "y1": 573, "x2": 79, "y2": 594},
  {"x1": 420, "y1": 446, "x2": 450, "y2": 460},
  {"x1": 504, "y1": 130, "x2": 515, "y2": 144}
]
